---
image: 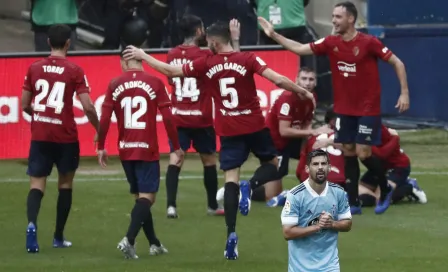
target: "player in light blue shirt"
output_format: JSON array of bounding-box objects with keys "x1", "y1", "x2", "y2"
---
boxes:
[{"x1": 281, "y1": 149, "x2": 352, "y2": 272}]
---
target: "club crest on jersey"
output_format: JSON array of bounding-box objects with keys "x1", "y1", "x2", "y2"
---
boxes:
[
  {"x1": 353, "y1": 46, "x2": 359, "y2": 56},
  {"x1": 331, "y1": 204, "x2": 337, "y2": 217},
  {"x1": 182, "y1": 50, "x2": 185, "y2": 55},
  {"x1": 224, "y1": 57, "x2": 228, "y2": 62}
]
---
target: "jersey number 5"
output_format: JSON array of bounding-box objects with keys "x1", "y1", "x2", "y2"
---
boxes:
[
  {"x1": 219, "y1": 77, "x2": 239, "y2": 109},
  {"x1": 172, "y1": 77, "x2": 200, "y2": 102},
  {"x1": 121, "y1": 96, "x2": 147, "y2": 129},
  {"x1": 34, "y1": 79, "x2": 66, "y2": 114}
]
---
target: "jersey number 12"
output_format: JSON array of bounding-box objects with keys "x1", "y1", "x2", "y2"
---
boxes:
[{"x1": 121, "y1": 96, "x2": 147, "y2": 129}]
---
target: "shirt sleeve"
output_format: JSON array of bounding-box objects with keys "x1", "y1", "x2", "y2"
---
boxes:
[
  {"x1": 97, "y1": 82, "x2": 115, "y2": 150},
  {"x1": 277, "y1": 97, "x2": 293, "y2": 121},
  {"x1": 337, "y1": 190, "x2": 352, "y2": 220},
  {"x1": 74, "y1": 67, "x2": 91, "y2": 95},
  {"x1": 310, "y1": 36, "x2": 331, "y2": 55},
  {"x1": 369, "y1": 37, "x2": 393, "y2": 61},
  {"x1": 182, "y1": 57, "x2": 208, "y2": 78},
  {"x1": 247, "y1": 52, "x2": 268, "y2": 75},
  {"x1": 22, "y1": 66, "x2": 32, "y2": 92},
  {"x1": 281, "y1": 192, "x2": 300, "y2": 226}
]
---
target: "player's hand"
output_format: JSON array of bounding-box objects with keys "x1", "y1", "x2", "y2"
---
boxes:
[
  {"x1": 395, "y1": 93, "x2": 409, "y2": 113},
  {"x1": 258, "y1": 17, "x2": 275, "y2": 38},
  {"x1": 229, "y1": 18, "x2": 241, "y2": 41},
  {"x1": 388, "y1": 128, "x2": 398, "y2": 136},
  {"x1": 173, "y1": 149, "x2": 185, "y2": 165},
  {"x1": 97, "y1": 149, "x2": 108, "y2": 168},
  {"x1": 312, "y1": 125, "x2": 334, "y2": 136},
  {"x1": 123, "y1": 45, "x2": 146, "y2": 61},
  {"x1": 319, "y1": 211, "x2": 334, "y2": 229},
  {"x1": 313, "y1": 139, "x2": 330, "y2": 150}
]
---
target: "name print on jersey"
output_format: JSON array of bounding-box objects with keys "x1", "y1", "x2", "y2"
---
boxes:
[
  {"x1": 112, "y1": 80, "x2": 156, "y2": 101},
  {"x1": 206, "y1": 62, "x2": 248, "y2": 78}
]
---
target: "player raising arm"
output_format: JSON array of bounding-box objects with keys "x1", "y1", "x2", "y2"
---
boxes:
[
  {"x1": 163, "y1": 16, "x2": 242, "y2": 219},
  {"x1": 96, "y1": 50, "x2": 183, "y2": 259},
  {"x1": 21, "y1": 24, "x2": 99, "y2": 253},
  {"x1": 259, "y1": 1, "x2": 410, "y2": 215},
  {"x1": 281, "y1": 150, "x2": 352, "y2": 272},
  {"x1": 124, "y1": 20, "x2": 312, "y2": 260}
]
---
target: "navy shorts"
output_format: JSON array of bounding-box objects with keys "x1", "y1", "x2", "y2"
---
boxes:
[
  {"x1": 361, "y1": 166, "x2": 410, "y2": 188},
  {"x1": 285, "y1": 138, "x2": 303, "y2": 160},
  {"x1": 121, "y1": 160, "x2": 160, "y2": 194},
  {"x1": 334, "y1": 114, "x2": 382, "y2": 145},
  {"x1": 277, "y1": 149, "x2": 290, "y2": 179},
  {"x1": 219, "y1": 128, "x2": 277, "y2": 171},
  {"x1": 169, "y1": 126, "x2": 216, "y2": 154},
  {"x1": 27, "y1": 141, "x2": 80, "y2": 177}
]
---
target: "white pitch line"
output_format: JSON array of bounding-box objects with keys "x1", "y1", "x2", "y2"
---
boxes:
[{"x1": 1, "y1": 172, "x2": 447, "y2": 183}]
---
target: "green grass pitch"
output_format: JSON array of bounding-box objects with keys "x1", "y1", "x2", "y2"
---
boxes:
[{"x1": 0, "y1": 129, "x2": 447, "y2": 272}]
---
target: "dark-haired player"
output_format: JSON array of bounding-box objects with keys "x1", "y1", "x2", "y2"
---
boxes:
[
  {"x1": 21, "y1": 24, "x2": 99, "y2": 253},
  {"x1": 123, "y1": 20, "x2": 313, "y2": 260},
  {"x1": 358, "y1": 127, "x2": 427, "y2": 206},
  {"x1": 96, "y1": 51, "x2": 183, "y2": 259},
  {"x1": 248, "y1": 68, "x2": 329, "y2": 206},
  {"x1": 164, "y1": 16, "x2": 240, "y2": 219},
  {"x1": 259, "y1": 1, "x2": 410, "y2": 215},
  {"x1": 281, "y1": 149, "x2": 351, "y2": 272}
]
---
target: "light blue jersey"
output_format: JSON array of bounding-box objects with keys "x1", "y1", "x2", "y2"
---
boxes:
[{"x1": 281, "y1": 180, "x2": 351, "y2": 272}]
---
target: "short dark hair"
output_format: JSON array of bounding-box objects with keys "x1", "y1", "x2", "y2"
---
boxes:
[
  {"x1": 179, "y1": 14, "x2": 203, "y2": 38},
  {"x1": 206, "y1": 21, "x2": 231, "y2": 43},
  {"x1": 298, "y1": 66, "x2": 316, "y2": 75},
  {"x1": 48, "y1": 24, "x2": 72, "y2": 49},
  {"x1": 324, "y1": 105, "x2": 336, "y2": 124},
  {"x1": 306, "y1": 149, "x2": 330, "y2": 166},
  {"x1": 335, "y1": 1, "x2": 358, "y2": 23}
]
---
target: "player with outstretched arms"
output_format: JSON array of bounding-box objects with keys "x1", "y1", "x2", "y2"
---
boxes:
[
  {"x1": 96, "y1": 50, "x2": 184, "y2": 259},
  {"x1": 164, "y1": 16, "x2": 240, "y2": 219},
  {"x1": 281, "y1": 149, "x2": 352, "y2": 272},
  {"x1": 123, "y1": 20, "x2": 313, "y2": 260},
  {"x1": 259, "y1": 1, "x2": 410, "y2": 215},
  {"x1": 21, "y1": 24, "x2": 99, "y2": 253}
]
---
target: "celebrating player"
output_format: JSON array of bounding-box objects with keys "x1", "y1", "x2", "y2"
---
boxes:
[
  {"x1": 243, "y1": 68, "x2": 329, "y2": 206},
  {"x1": 258, "y1": 1, "x2": 410, "y2": 214},
  {"x1": 123, "y1": 20, "x2": 313, "y2": 260},
  {"x1": 358, "y1": 127, "x2": 427, "y2": 206},
  {"x1": 96, "y1": 50, "x2": 183, "y2": 259},
  {"x1": 21, "y1": 24, "x2": 99, "y2": 253},
  {"x1": 281, "y1": 149, "x2": 352, "y2": 272},
  {"x1": 164, "y1": 16, "x2": 240, "y2": 219}
]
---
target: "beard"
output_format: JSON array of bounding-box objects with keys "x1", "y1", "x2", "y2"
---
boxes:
[{"x1": 314, "y1": 171, "x2": 327, "y2": 184}]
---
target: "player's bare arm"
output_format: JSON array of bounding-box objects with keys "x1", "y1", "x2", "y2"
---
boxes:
[
  {"x1": 123, "y1": 46, "x2": 184, "y2": 77},
  {"x1": 261, "y1": 68, "x2": 313, "y2": 101},
  {"x1": 78, "y1": 93, "x2": 100, "y2": 131},
  {"x1": 258, "y1": 17, "x2": 314, "y2": 56},
  {"x1": 229, "y1": 19, "x2": 241, "y2": 52},
  {"x1": 329, "y1": 219, "x2": 352, "y2": 232},
  {"x1": 21, "y1": 90, "x2": 33, "y2": 116},
  {"x1": 388, "y1": 54, "x2": 410, "y2": 113},
  {"x1": 279, "y1": 120, "x2": 331, "y2": 138},
  {"x1": 282, "y1": 224, "x2": 321, "y2": 240}
]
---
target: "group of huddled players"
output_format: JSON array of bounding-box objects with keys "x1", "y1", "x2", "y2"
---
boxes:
[{"x1": 20, "y1": 1, "x2": 427, "y2": 271}]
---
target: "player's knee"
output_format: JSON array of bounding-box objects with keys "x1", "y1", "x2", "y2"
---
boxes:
[
  {"x1": 138, "y1": 193, "x2": 156, "y2": 204},
  {"x1": 224, "y1": 168, "x2": 240, "y2": 183},
  {"x1": 200, "y1": 153, "x2": 216, "y2": 166},
  {"x1": 356, "y1": 145, "x2": 372, "y2": 160},
  {"x1": 57, "y1": 171, "x2": 75, "y2": 189},
  {"x1": 169, "y1": 152, "x2": 184, "y2": 167},
  {"x1": 252, "y1": 163, "x2": 279, "y2": 185},
  {"x1": 342, "y1": 143, "x2": 356, "y2": 156},
  {"x1": 29, "y1": 176, "x2": 47, "y2": 191}
]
